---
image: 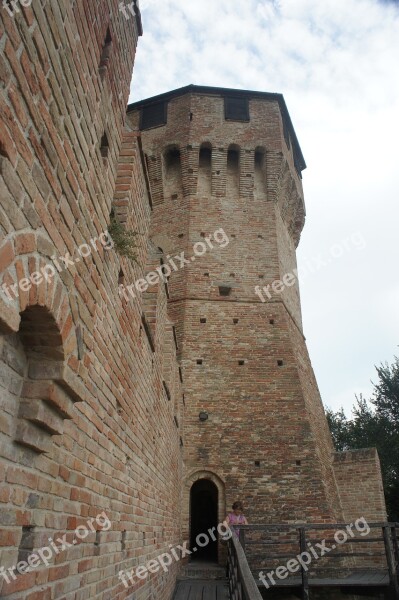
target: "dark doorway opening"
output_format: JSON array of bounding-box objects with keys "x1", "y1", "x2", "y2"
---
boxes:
[{"x1": 190, "y1": 479, "x2": 218, "y2": 562}]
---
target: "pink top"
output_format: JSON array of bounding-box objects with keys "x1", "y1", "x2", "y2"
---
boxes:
[{"x1": 228, "y1": 512, "x2": 246, "y2": 525}]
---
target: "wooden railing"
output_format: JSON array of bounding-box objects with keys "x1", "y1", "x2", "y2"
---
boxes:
[
  {"x1": 227, "y1": 529, "x2": 263, "y2": 600},
  {"x1": 228, "y1": 522, "x2": 399, "y2": 600}
]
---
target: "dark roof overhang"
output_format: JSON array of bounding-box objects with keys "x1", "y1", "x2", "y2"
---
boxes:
[{"x1": 127, "y1": 84, "x2": 306, "y2": 172}]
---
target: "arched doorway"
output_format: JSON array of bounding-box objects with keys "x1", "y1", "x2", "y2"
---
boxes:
[{"x1": 190, "y1": 479, "x2": 218, "y2": 562}]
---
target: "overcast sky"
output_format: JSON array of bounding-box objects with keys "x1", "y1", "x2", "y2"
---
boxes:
[{"x1": 128, "y1": 0, "x2": 399, "y2": 415}]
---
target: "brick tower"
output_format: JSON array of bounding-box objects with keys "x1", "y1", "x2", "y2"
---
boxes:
[
  {"x1": 128, "y1": 85, "x2": 386, "y2": 562},
  {"x1": 1, "y1": 0, "x2": 386, "y2": 596}
]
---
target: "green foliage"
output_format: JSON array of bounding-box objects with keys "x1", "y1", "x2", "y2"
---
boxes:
[
  {"x1": 327, "y1": 356, "x2": 399, "y2": 521},
  {"x1": 108, "y1": 211, "x2": 140, "y2": 264}
]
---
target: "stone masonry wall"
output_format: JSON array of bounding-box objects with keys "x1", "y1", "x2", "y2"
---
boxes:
[{"x1": 0, "y1": 2, "x2": 182, "y2": 599}]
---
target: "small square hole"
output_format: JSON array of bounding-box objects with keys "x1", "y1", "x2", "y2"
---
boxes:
[
  {"x1": 269, "y1": 319, "x2": 275, "y2": 325},
  {"x1": 201, "y1": 232, "x2": 206, "y2": 237},
  {"x1": 258, "y1": 235, "x2": 263, "y2": 239},
  {"x1": 200, "y1": 318, "x2": 207, "y2": 324},
  {"x1": 296, "y1": 460, "x2": 301, "y2": 466},
  {"x1": 197, "y1": 359, "x2": 203, "y2": 365},
  {"x1": 238, "y1": 360, "x2": 245, "y2": 366},
  {"x1": 255, "y1": 460, "x2": 261, "y2": 467},
  {"x1": 178, "y1": 233, "x2": 184, "y2": 238},
  {"x1": 233, "y1": 319, "x2": 239, "y2": 324},
  {"x1": 204, "y1": 272, "x2": 210, "y2": 277},
  {"x1": 277, "y1": 360, "x2": 284, "y2": 366},
  {"x1": 219, "y1": 286, "x2": 231, "y2": 297},
  {"x1": 229, "y1": 273, "x2": 235, "y2": 278}
]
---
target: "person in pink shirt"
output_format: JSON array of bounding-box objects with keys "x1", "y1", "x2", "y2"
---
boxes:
[{"x1": 224, "y1": 501, "x2": 248, "y2": 536}]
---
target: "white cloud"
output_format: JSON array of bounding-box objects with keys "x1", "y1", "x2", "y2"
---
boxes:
[{"x1": 129, "y1": 0, "x2": 399, "y2": 414}]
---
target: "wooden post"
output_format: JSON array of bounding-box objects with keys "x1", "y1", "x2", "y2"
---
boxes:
[
  {"x1": 391, "y1": 525, "x2": 399, "y2": 582},
  {"x1": 299, "y1": 528, "x2": 310, "y2": 600},
  {"x1": 239, "y1": 528, "x2": 246, "y2": 552},
  {"x1": 383, "y1": 525, "x2": 399, "y2": 599}
]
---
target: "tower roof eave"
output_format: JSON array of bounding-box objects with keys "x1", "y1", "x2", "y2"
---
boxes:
[{"x1": 127, "y1": 84, "x2": 306, "y2": 172}]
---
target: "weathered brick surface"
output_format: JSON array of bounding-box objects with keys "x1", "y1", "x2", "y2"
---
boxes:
[
  {"x1": 1, "y1": 2, "x2": 182, "y2": 599},
  {"x1": 128, "y1": 87, "x2": 387, "y2": 561},
  {"x1": 333, "y1": 449, "x2": 387, "y2": 523},
  {"x1": 0, "y1": 3, "x2": 387, "y2": 598}
]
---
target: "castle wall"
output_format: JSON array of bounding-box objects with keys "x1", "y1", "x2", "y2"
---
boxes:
[
  {"x1": 333, "y1": 449, "x2": 387, "y2": 523},
  {"x1": 0, "y1": 1, "x2": 388, "y2": 596},
  {"x1": 129, "y1": 90, "x2": 359, "y2": 556},
  {"x1": 0, "y1": 2, "x2": 182, "y2": 599}
]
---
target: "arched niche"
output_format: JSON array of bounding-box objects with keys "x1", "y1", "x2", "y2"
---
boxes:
[
  {"x1": 198, "y1": 142, "x2": 212, "y2": 196},
  {"x1": 254, "y1": 146, "x2": 267, "y2": 199},
  {"x1": 163, "y1": 144, "x2": 183, "y2": 199},
  {"x1": 227, "y1": 144, "x2": 240, "y2": 197}
]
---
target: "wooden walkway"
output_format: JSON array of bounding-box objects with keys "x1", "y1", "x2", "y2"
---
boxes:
[
  {"x1": 173, "y1": 580, "x2": 229, "y2": 599},
  {"x1": 256, "y1": 569, "x2": 390, "y2": 588}
]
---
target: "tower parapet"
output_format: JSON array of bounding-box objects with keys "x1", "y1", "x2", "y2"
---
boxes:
[{"x1": 128, "y1": 85, "x2": 306, "y2": 329}]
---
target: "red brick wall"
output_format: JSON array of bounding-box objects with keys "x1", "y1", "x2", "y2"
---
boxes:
[
  {"x1": 0, "y1": 2, "x2": 182, "y2": 599},
  {"x1": 1, "y1": 2, "x2": 387, "y2": 596},
  {"x1": 129, "y1": 89, "x2": 386, "y2": 560},
  {"x1": 333, "y1": 449, "x2": 387, "y2": 523}
]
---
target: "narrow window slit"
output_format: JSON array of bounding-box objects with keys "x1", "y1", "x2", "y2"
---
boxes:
[
  {"x1": 99, "y1": 27, "x2": 112, "y2": 76},
  {"x1": 163, "y1": 381, "x2": 171, "y2": 401},
  {"x1": 18, "y1": 526, "x2": 35, "y2": 563},
  {"x1": 100, "y1": 132, "x2": 109, "y2": 158}
]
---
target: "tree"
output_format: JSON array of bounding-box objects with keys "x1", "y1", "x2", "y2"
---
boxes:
[{"x1": 327, "y1": 356, "x2": 399, "y2": 521}]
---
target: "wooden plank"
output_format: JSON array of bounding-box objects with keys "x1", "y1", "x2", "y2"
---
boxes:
[
  {"x1": 202, "y1": 583, "x2": 216, "y2": 600},
  {"x1": 255, "y1": 571, "x2": 390, "y2": 589},
  {"x1": 190, "y1": 582, "x2": 206, "y2": 600},
  {"x1": 216, "y1": 582, "x2": 229, "y2": 599},
  {"x1": 174, "y1": 580, "x2": 229, "y2": 600},
  {"x1": 173, "y1": 582, "x2": 191, "y2": 600},
  {"x1": 244, "y1": 522, "x2": 397, "y2": 530}
]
